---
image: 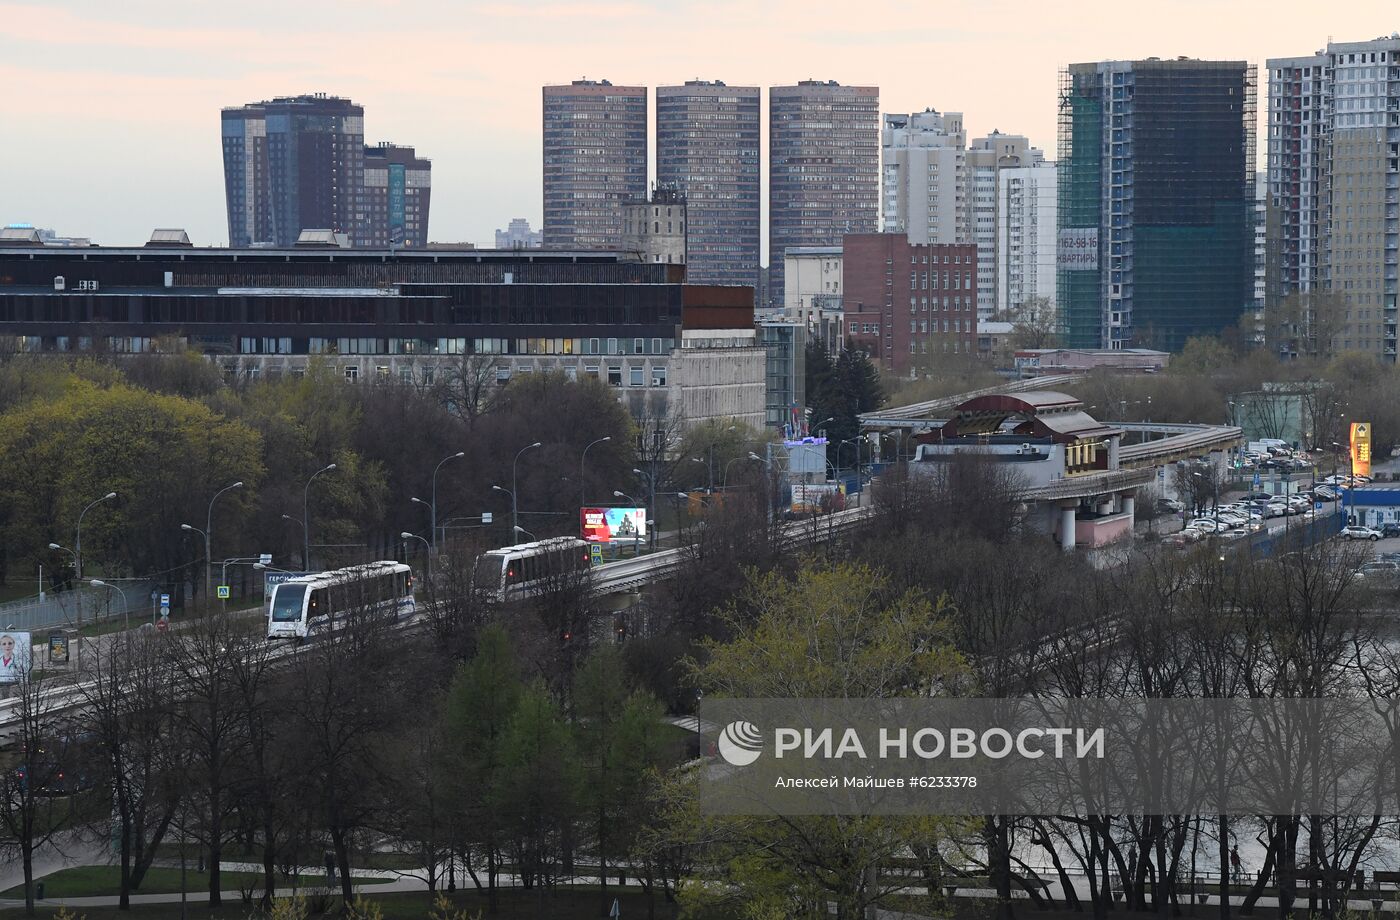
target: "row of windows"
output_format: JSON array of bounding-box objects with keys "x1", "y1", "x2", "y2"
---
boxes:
[{"x1": 10, "y1": 335, "x2": 678, "y2": 358}]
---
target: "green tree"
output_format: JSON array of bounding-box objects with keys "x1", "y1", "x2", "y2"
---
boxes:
[
  {"x1": 492, "y1": 682, "x2": 580, "y2": 894},
  {"x1": 672, "y1": 563, "x2": 970, "y2": 919},
  {"x1": 440, "y1": 626, "x2": 523, "y2": 911},
  {"x1": 574, "y1": 646, "x2": 667, "y2": 914}
]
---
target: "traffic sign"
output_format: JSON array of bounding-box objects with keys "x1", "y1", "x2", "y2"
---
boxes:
[
  {"x1": 590, "y1": 544, "x2": 603, "y2": 566},
  {"x1": 481, "y1": 511, "x2": 493, "y2": 525},
  {"x1": 258, "y1": 553, "x2": 272, "y2": 565},
  {"x1": 610, "y1": 899, "x2": 620, "y2": 918},
  {"x1": 156, "y1": 616, "x2": 169, "y2": 633},
  {"x1": 216, "y1": 585, "x2": 231, "y2": 599}
]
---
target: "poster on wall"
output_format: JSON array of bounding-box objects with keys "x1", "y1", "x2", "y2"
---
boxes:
[
  {"x1": 0, "y1": 631, "x2": 32, "y2": 683},
  {"x1": 581, "y1": 507, "x2": 648, "y2": 543}
]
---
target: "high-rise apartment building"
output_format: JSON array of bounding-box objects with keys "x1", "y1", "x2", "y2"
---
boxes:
[
  {"x1": 967, "y1": 132, "x2": 1045, "y2": 320},
  {"x1": 656, "y1": 81, "x2": 761, "y2": 288},
  {"x1": 997, "y1": 162, "x2": 1058, "y2": 319},
  {"x1": 221, "y1": 94, "x2": 366, "y2": 248},
  {"x1": 1266, "y1": 37, "x2": 1400, "y2": 361},
  {"x1": 769, "y1": 81, "x2": 879, "y2": 306},
  {"x1": 1057, "y1": 59, "x2": 1256, "y2": 351},
  {"x1": 358, "y1": 143, "x2": 431, "y2": 249},
  {"x1": 881, "y1": 110, "x2": 967, "y2": 244},
  {"x1": 541, "y1": 80, "x2": 647, "y2": 250}
]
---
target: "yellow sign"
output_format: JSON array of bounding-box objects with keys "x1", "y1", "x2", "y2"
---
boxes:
[{"x1": 1350, "y1": 422, "x2": 1373, "y2": 478}]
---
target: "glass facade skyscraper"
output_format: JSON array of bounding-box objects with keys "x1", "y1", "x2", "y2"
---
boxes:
[{"x1": 1057, "y1": 60, "x2": 1256, "y2": 350}]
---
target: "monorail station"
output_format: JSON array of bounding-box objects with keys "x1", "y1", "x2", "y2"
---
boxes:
[{"x1": 906, "y1": 392, "x2": 1152, "y2": 550}]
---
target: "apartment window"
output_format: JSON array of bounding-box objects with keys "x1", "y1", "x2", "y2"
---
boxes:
[
  {"x1": 343, "y1": 365, "x2": 359, "y2": 382},
  {"x1": 607, "y1": 337, "x2": 619, "y2": 355},
  {"x1": 607, "y1": 366, "x2": 622, "y2": 386},
  {"x1": 564, "y1": 365, "x2": 577, "y2": 381},
  {"x1": 421, "y1": 367, "x2": 434, "y2": 386},
  {"x1": 585, "y1": 364, "x2": 599, "y2": 380},
  {"x1": 588, "y1": 337, "x2": 600, "y2": 355},
  {"x1": 651, "y1": 337, "x2": 662, "y2": 354},
  {"x1": 629, "y1": 366, "x2": 644, "y2": 387},
  {"x1": 496, "y1": 366, "x2": 511, "y2": 384}
]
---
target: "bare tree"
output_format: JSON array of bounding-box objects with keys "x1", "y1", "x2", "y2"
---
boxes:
[
  {"x1": 432, "y1": 352, "x2": 500, "y2": 431},
  {"x1": 0, "y1": 662, "x2": 84, "y2": 915},
  {"x1": 80, "y1": 631, "x2": 184, "y2": 908}
]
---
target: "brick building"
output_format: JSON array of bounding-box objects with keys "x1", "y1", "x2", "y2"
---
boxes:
[{"x1": 841, "y1": 233, "x2": 978, "y2": 376}]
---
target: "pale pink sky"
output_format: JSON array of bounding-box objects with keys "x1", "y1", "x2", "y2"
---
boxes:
[{"x1": 1, "y1": 1, "x2": 1393, "y2": 255}]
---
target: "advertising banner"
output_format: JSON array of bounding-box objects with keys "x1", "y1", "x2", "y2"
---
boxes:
[
  {"x1": 1057, "y1": 228, "x2": 1098, "y2": 271},
  {"x1": 0, "y1": 630, "x2": 32, "y2": 682},
  {"x1": 1351, "y1": 421, "x2": 1372, "y2": 478},
  {"x1": 48, "y1": 632, "x2": 70, "y2": 665},
  {"x1": 263, "y1": 571, "x2": 310, "y2": 599},
  {"x1": 791, "y1": 483, "x2": 845, "y2": 514},
  {"x1": 581, "y1": 507, "x2": 647, "y2": 543}
]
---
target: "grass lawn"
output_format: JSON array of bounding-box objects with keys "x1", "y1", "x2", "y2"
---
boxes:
[
  {"x1": 0, "y1": 865, "x2": 390, "y2": 900},
  {"x1": 0, "y1": 886, "x2": 687, "y2": 919}
]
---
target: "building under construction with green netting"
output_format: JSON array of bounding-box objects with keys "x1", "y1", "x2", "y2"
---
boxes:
[{"x1": 1057, "y1": 58, "x2": 1257, "y2": 351}]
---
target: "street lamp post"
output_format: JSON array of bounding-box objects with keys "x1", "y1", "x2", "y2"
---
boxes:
[
  {"x1": 75, "y1": 491, "x2": 118, "y2": 585},
  {"x1": 632, "y1": 468, "x2": 658, "y2": 552},
  {"x1": 90, "y1": 579, "x2": 129, "y2": 632},
  {"x1": 281, "y1": 515, "x2": 305, "y2": 567},
  {"x1": 187, "y1": 481, "x2": 243, "y2": 603},
  {"x1": 512, "y1": 525, "x2": 537, "y2": 542},
  {"x1": 511, "y1": 442, "x2": 542, "y2": 535},
  {"x1": 428, "y1": 452, "x2": 464, "y2": 551},
  {"x1": 302, "y1": 463, "x2": 337, "y2": 569},
  {"x1": 399, "y1": 532, "x2": 432, "y2": 577},
  {"x1": 580, "y1": 436, "x2": 612, "y2": 510},
  {"x1": 1333, "y1": 441, "x2": 1356, "y2": 524}
]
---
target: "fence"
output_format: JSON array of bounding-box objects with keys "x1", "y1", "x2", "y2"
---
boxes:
[{"x1": 0, "y1": 582, "x2": 157, "y2": 633}]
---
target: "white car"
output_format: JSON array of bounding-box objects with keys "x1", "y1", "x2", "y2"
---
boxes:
[
  {"x1": 1188, "y1": 519, "x2": 1226, "y2": 534},
  {"x1": 1262, "y1": 504, "x2": 1288, "y2": 518},
  {"x1": 1341, "y1": 525, "x2": 1383, "y2": 541}
]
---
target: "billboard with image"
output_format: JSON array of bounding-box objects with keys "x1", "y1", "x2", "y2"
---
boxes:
[
  {"x1": 0, "y1": 630, "x2": 32, "y2": 683},
  {"x1": 581, "y1": 507, "x2": 647, "y2": 543}
]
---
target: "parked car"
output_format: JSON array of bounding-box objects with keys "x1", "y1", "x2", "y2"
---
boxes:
[
  {"x1": 1341, "y1": 525, "x2": 1383, "y2": 541},
  {"x1": 1187, "y1": 519, "x2": 1225, "y2": 534},
  {"x1": 1242, "y1": 491, "x2": 1273, "y2": 502},
  {"x1": 1155, "y1": 497, "x2": 1184, "y2": 513},
  {"x1": 1382, "y1": 523, "x2": 1400, "y2": 538}
]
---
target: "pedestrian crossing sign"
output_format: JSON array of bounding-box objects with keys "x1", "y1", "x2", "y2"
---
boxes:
[{"x1": 217, "y1": 585, "x2": 230, "y2": 599}]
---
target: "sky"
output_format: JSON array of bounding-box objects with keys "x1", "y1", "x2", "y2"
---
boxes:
[{"x1": 2, "y1": 0, "x2": 1397, "y2": 255}]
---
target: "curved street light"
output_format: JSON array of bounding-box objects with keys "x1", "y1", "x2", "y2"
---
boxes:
[
  {"x1": 90, "y1": 578, "x2": 130, "y2": 632},
  {"x1": 511, "y1": 442, "x2": 542, "y2": 534},
  {"x1": 302, "y1": 463, "x2": 337, "y2": 569},
  {"x1": 75, "y1": 491, "x2": 118, "y2": 585},
  {"x1": 581, "y1": 436, "x2": 612, "y2": 509}
]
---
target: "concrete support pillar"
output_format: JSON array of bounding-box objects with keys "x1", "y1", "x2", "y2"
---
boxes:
[
  {"x1": 1060, "y1": 505, "x2": 1076, "y2": 552},
  {"x1": 1097, "y1": 497, "x2": 1114, "y2": 516},
  {"x1": 1122, "y1": 493, "x2": 1136, "y2": 523}
]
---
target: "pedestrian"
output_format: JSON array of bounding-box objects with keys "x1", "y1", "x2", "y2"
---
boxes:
[
  {"x1": 1230, "y1": 845, "x2": 1241, "y2": 885},
  {"x1": 325, "y1": 849, "x2": 337, "y2": 888}
]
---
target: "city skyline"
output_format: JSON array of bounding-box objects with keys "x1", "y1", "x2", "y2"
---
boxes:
[{"x1": 4, "y1": 0, "x2": 1398, "y2": 257}]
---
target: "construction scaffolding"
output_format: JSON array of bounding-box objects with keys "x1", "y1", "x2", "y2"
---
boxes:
[{"x1": 1057, "y1": 59, "x2": 1258, "y2": 351}]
